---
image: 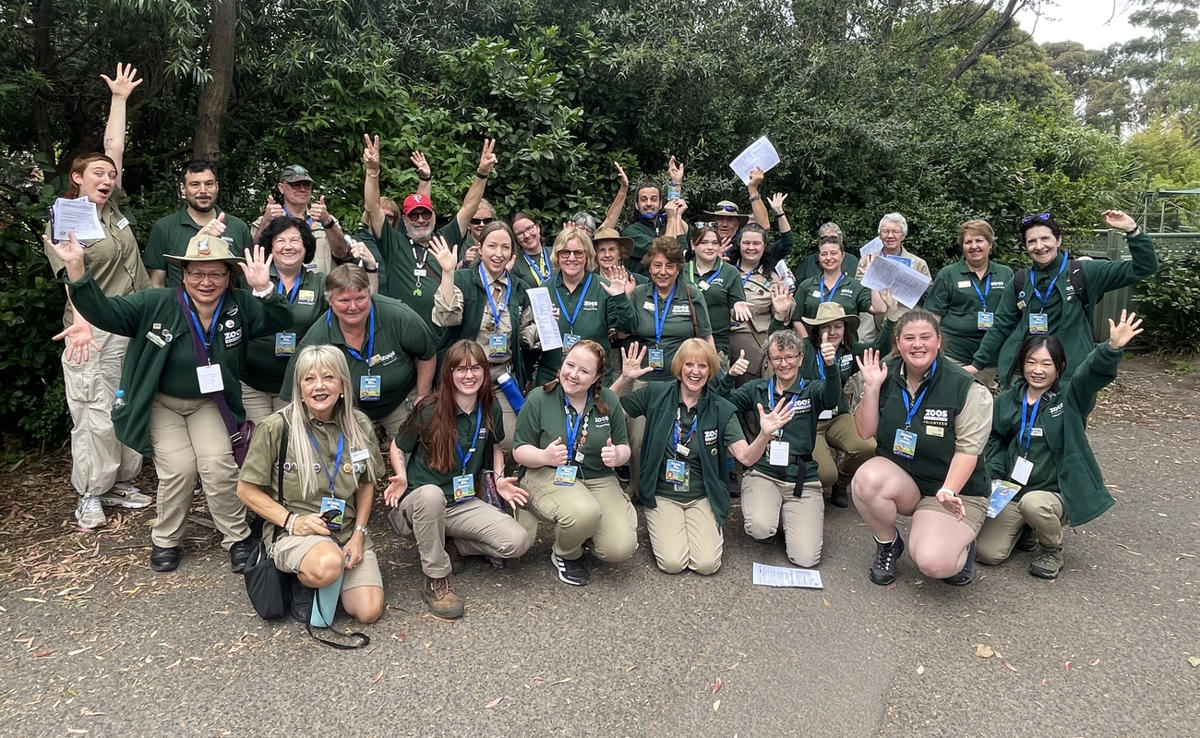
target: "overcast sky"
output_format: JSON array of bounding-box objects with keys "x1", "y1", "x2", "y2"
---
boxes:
[{"x1": 1018, "y1": 0, "x2": 1142, "y2": 50}]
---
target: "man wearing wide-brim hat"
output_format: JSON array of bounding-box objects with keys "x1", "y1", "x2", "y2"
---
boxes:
[{"x1": 704, "y1": 200, "x2": 752, "y2": 245}]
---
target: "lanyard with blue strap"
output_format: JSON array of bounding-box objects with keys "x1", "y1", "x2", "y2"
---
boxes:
[
  {"x1": 970, "y1": 272, "x2": 991, "y2": 309},
  {"x1": 820, "y1": 272, "x2": 845, "y2": 303},
  {"x1": 673, "y1": 404, "x2": 699, "y2": 452},
  {"x1": 1019, "y1": 392, "x2": 1042, "y2": 454},
  {"x1": 282, "y1": 205, "x2": 314, "y2": 229},
  {"x1": 480, "y1": 264, "x2": 512, "y2": 330},
  {"x1": 183, "y1": 291, "x2": 227, "y2": 359},
  {"x1": 455, "y1": 404, "x2": 484, "y2": 474},
  {"x1": 553, "y1": 272, "x2": 593, "y2": 332},
  {"x1": 328, "y1": 301, "x2": 375, "y2": 369},
  {"x1": 523, "y1": 249, "x2": 551, "y2": 284},
  {"x1": 652, "y1": 282, "x2": 678, "y2": 346},
  {"x1": 1029, "y1": 254, "x2": 1068, "y2": 312},
  {"x1": 768, "y1": 377, "x2": 804, "y2": 436},
  {"x1": 276, "y1": 270, "x2": 302, "y2": 304},
  {"x1": 901, "y1": 360, "x2": 938, "y2": 430},
  {"x1": 563, "y1": 391, "x2": 590, "y2": 461},
  {"x1": 306, "y1": 428, "x2": 345, "y2": 492},
  {"x1": 688, "y1": 262, "x2": 720, "y2": 288}
]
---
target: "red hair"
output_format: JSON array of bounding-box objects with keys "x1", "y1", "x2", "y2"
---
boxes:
[
  {"x1": 405, "y1": 340, "x2": 495, "y2": 474},
  {"x1": 65, "y1": 153, "x2": 117, "y2": 199}
]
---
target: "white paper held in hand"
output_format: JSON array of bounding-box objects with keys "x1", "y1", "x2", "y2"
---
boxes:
[
  {"x1": 526, "y1": 287, "x2": 564, "y2": 350},
  {"x1": 729, "y1": 136, "x2": 781, "y2": 185},
  {"x1": 859, "y1": 236, "x2": 884, "y2": 259},
  {"x1": 860, "y1": 255, "x2": 931, "y2": 308},
  {"x1": 52, "y1": 197, "x2": 106, "y2": 242}
]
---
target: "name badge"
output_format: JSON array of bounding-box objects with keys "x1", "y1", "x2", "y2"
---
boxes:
[
  {"x1": 769, "y1": 440, "x2": 790, "y2": 466},
  {"x1": 274, "y1": 332, "x2": 297, "y2": 357},
  {"x1": 147, "y1": 331, "x2": 166, "y2": 347},
  {"x1": 452, "y1": 474, "x2": 476, "y2": 500},
  {"x1": 811, "y1": 290, "x2": 822, "y2": 298},
  {"x1": 957, "y1": 280, "x2": 971, "y2": 288},
  {"x1": 1029, "y1": 313, "x2": 1049, "y2": 334},
  {"x1": 319, "y1": 497, "x2": 346, "y2": 531},
  {"x1": 642, "y1": 301, "x2": 655, "y2": 311},
  {"x1": 563, "y1": 333, "x2": 581, "y2": 350},
  {"x1": 359, "y1": 374, "x2": 381, "y2": 401},
  {"x1": 1010, "y1": 456, "x2": 1034, "y2": 485},
  {"x1": 987, "y1": 480, "x2": 1021, "y2": 518},
  {"x1": 488, "y1": 332, "x2": 508, "y2": 358},
  {"x1": 818, "y1": 409, "x2": 834, "y2": 421},
  {"x1": 414, "y1": 268, "x2": 427, "y2": 277},
  {"x1": 196, "y1": 364, "x2": 224, "y2": 394},
  {"x1": 698, "y1": 281, "x2": 709, "y2": 291},
  {"x1": 297, "y1": 289, "x2": 316, "y2": 305},
  {"x1": 664, "y1": 458, "x2": 688, "y2": 486},
  {"x1": 350, "y1": 447, "x2": 371, "y2": 463},
  {"x1": 893, "y1": 429, "x2": 917, "y2": 459},
  {"x1": 554, "y1": 465, "x2": 579, "y2": 486},
  {"x1": 116, "y1": 217, "x2": 129, "y2": 230},
  {"x1": 977, "y1": 311, "x2": 994, "y2": 330},
  {"x1": 648, "y1": 348, "x2": 665, "y2": 369},
  {"x1": 675, "y1": 443, "x2": 690, "y2": 457}
]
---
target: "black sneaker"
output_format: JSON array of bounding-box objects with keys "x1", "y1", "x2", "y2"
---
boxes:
[
  {"x1": 290, "y1": 578, "x2": 314, "y2": 623},
  {"x1": 869, "y1": 529, "x2": 905, "y2": 585},
  {"x1": 830, "y1": 484, "x2": 849, "y2": 508},
  {"x1": 943, "y1": 539, "x2": 977, "y2": 586},
  {"x1": 1015, "y1": 525, "x2": 1037, "y2": 552},
  {"x1": 550, "y1": 552, "x2": 589, "y2": 586}
]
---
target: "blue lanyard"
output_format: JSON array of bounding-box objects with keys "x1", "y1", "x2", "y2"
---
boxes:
[
  {"x1": 688, "y1": 262, "x2": 719, "y2": 287},
  {"x1": 276, "y1": 272, "x2": 302, "y2": 304},
  {"x1": 306, "y1": 429, "x2": 345, "y2": 493},
  {"x1": 673, "y1": 405, "x2": 699, "y2": 446},
  {"x1": 1030, "y1": 254, "x2": 1068, "y2": 311},
  {"x1": 183, "y1": 291, "x2": 226, "y2": 358},
  {"x1": 563, "y1": 391, "x2": 590, "y2": 460},
  {"x1": 523, "y1": 249, "x2": 550, "y2": 283},
  {"x1": 553, "y1": 272, "x2": 593, "y2": 331},
  {"x1": 768, "y1": 377, "x2": 803, "y2": 432},
  {"x1": 970, "y1": 270, "x2": 991, "y2": 309},
  {"x1": 1019, "y1": 392, "x2": 1042, "y2": 454},
  {"x1": 816, "y1": 351, "x2": 826, "y2": 382},
  {"x1": 480, "y1": 265, "x2": 512, "y2": 330},
  {"x1": 454, "y1": 404, "x2": 485, "y2": 474},
  {"x1": 652, "y1": 282, "x2": 678, "y2": 345},
  {"x1": 282, "y1": 205, "x2": 314, "y2": 229},
  {"x1": 328, "y1": 301, "x2": 375, "y2": 367},
  {"x1": 900, "y1": 360, "x2": 938, "y2": 429},
  {"x1": 820, "y1": 272, "x2": 845, "y2": 303},
  {"x1": 740, "y1": 267, "x2": 757, "y2": 287}
]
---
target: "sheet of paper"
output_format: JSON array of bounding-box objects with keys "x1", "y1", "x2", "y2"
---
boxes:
[
  {"x1": 729, "y1": 136, "x2": 781, "y2": 185},
  {"x1": 752, "y1": 562, "x2": 824, "y2": 589},
  {"x1": 52, "y1": 196, "x2": 105, "y2": 241},
  {"x1": 859, "y1": 237, "x2": 883, "y2": 259},
  {"x1": 526, "y1": 287, "x2": 563, "y2": 350},
  {"x1": 860, "y1": 254, "x2": 931, "y2": 308}
]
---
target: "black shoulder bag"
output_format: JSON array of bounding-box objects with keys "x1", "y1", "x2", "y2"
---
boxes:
[{"x1": 242, "y1": 421, "x2": 293, "y2": 620}]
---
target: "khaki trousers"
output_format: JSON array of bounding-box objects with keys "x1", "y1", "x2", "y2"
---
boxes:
[
  {"x1": 742, "y1": 472, "x2": 825, "y2": 567},
  {"x1": 240, "y1": 382, "x2": 286, "y2": 424},
  {"x1": 812, "y1": 414, "x2": 875, "y2": 491},
  {"x1": 976, "y1": 489, "x2": 1066, "y2": 565},
  {"x1": 388, "y1": 485, "x2": 533, "y2": 578},
  {"x1": 644, "y1": 497, "x2": 723, "y2": 575},
  {"x1": 62, "y1": 328, "x2": 142, "y2": 496},
  {"x1": 149, "y1": 394, "x2": 248, "y2": 548},
  {"x1": 524, "y1": 466, "x2": 638, "y2": 562}
]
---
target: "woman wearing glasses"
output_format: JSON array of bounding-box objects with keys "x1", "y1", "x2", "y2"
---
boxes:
[
  {"x1": 685, "y1": 225, "x2": 752, "y2": 364},
  {"x1": 510, "y1": 212, "x2": 553, "y2": 288},
  {"x1": 855, "y1": 213, "x2": 930, "y2": 341},
  {"x1": 964, "y1": 211, "x2": 1157, "y2": 386}
]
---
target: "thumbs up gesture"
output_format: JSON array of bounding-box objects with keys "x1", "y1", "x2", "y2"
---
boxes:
[
  {"x1": 545, "y1": 436, "x2": 568, "y2": 466},
  {"x1": 729, "y1": 349, "x2": 749, "y2": 377},
  {"x1": 309, "y1": 195, "x2": 330, "y2": 226},
  {"x1": 601, "y1": 437, "x2": 619, "y2": 468},
  {"x1": 198, "y1": 211, "x2": 227, "y2": 238},
  {"x1": 264, "y1": 194, "x2": 284, "y2": 220}
]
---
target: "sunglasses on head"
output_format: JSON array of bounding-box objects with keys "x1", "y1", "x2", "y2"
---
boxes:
[
  {"x1": 713, "y1": 204, "x2": 738, "y2": 213},
  {"x1": 470, "y1": 216, "x2": 495, "y2": 226},
  {"x1": 1021, "y1": 212, "x2": 1051, "y2": 225}
]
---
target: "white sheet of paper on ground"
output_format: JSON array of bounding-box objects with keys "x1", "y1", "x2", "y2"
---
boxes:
[
  {"x1": 752, "y1": 562, "x2": 824, "y2": 588},
  {"x1": 729, "y1": 136, "x2": 781, "y2": 185},
  {"x1": 526, "y1": 287, "x2": 563, "y2": 350},
  {"x1": 52, "y1": 196, "x2": 105, "y2": 242},
  {"x1": 860, "y1": 254, "x2": 931, "y2": 308},
  {"x1": 859, "y1": 237, "x2": 884, "y2": 259}
]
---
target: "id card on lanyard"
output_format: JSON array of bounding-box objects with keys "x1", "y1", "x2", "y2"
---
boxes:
[
  {"x1": 452, "y1": 405, "x2": 484, "y2": 501},
  {"x1": 1011, "y1": 393, "x2": 1041, "y2": 485},
  {"x1": 556, "y1": 392, "x2": 589, "y2": 486},
  {"x1": 892, "y1": 360, "x2": 936, "y2": 459},
  {"x1": 970, "y1": 272, "x2": 993, "y2": 330},
  {"x1": 481, "y1": 265, "x2": 512, "y2": 359},
  {"x1": 554, "y1": 273, "x2": 593, "y2": 352},
  {"x1": 329, "y1": 303, "x2": 379, "y2": 401},
  {"x1": 1027, "y1": 256, "x2": 1067, "y2": 335},
  {"x1": 649, "y1": 282, "x2": 677, "y2": 370},
  {"x1": 666, "y1": 405, "x2": 697, "y2": 486},
  {"x1": 184, "y1": 291, "x2": 227, "y2": 393},
  {"x1": 766, "y1": 377, "x2": 801, "y2": 465}
]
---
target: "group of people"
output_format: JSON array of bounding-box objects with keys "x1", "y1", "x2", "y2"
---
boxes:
[{"x1": 43, "y1": 63, "x2": 1159, "y2": 627}]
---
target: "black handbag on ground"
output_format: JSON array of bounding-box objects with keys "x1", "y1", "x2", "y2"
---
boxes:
[{"x1": 242, "y1": 421, "x2": 293, "y2": 620}]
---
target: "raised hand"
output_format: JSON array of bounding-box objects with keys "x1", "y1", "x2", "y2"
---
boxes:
[
  {"x1": 620, "y1": 341, "x2": 655, "y2": 381},
  {"x1": 1107, "y1": 309, "x2": 1143, "y2": 350},
  {"x1": 600, "y1": 266, "x2": 629, "y2": 296},
  {"x1": 614, "y1": 161, "x2": 629, "y2": 189},
  {"x1": 362, "y1": 134, "x2": 381, "y2": 173},
  {"x1": 239, "y1": 244, "x2": 274, "y2": 292},
  {"x1": 769, "y1": 281, "x2": 794, "y2": 318},
  {"x1": 664, "y1": 198, "x2": 687, "y2": 217},
  {"x1": 44, "y1": 231, "x2": 86, "y2": 275},
  {"x1": 767, "y1": 192, "x2": 788, "y2": 214},
  {"x1": 748, "y1": 166, "x2": 764, "y2": 190},
  {"x1": 410, "y1": 150, "x2": 431, "y2": 179},
  {"x1": 544, "y1": 436, "x2": 568, "y2": 467},
  {"x1": 1101, "y1": 209, "x2": 1137, "y2": 233},
  {"x1": 601, "y1": 438, "x2": 621, "y2": 468},
  {"x1": 101, "y1": 62, "x2": 142, "y2": 100},
  {"x1": 477, "y1": 138, "x2": 498, "y2": 176},
  {"x1": 667, "y1": 155, "x2": 684, "y2": 184},
  {"x1": 427, "y1": 234, "x2": 458, "y2": 273},
  {"x1": 198, "y1": 212, "x2": 227, "y2": 238},
  {"x1": 348, "y1": 239, "x2": 376, "y2": 269},
  {"x1": 309, "y1": 195, "x2": 330, "y2": 226},
  {"x1": 757, "y1": 396, "x2": 796, "y2": 437},
  {"x1": 729, "y1": 349, "x2": 749, "y2": 377},
  {"x1": 820, "y1": 340, "x2": 837, "y2": 366},
  {"x1": 856, "y1": 348, "x2": 888, "y2": 389},
  {"x1": 263, "y1": 195, "x2": 284, "y2": 221}
]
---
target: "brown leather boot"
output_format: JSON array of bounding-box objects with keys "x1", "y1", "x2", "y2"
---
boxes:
[{"x1": 422, "y1": 575, "x2": 465, "y2": 619}]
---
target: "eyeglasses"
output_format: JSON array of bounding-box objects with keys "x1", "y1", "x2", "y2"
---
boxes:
[
  {"x1": 768, "y1": 353, "x2": 800, "y2": 364},
  {"x1": 470, "y1": 217, "x2": 495, "y2": 226},
  {"x1": 283, "y1": 181, "x2": 312, "y2": 190},
  {"x1": 515, "y1": 225, "x2": 538, "y2": 239},
  {"x1": 185, "y1": 270, "x2": 229, "y2": 283},
  {"x1": 879, "y1": 228, "x2": 903, "y2": 236},
  {"x1": 559, "y1": 249, "x2": 585, "y2": 260},
  {"x1": 451, "y1": 364, "x2": 486, "y2": 376},
  {"x1": 1021, "y1": 212, "x2": 1051, "y2": 225}
]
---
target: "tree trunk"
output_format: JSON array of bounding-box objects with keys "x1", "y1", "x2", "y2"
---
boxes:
[
  {"x1": 32, "y1": 0, "x2": 56, "y2": 168},
  {"x1": 192, "y1": 0, "x2": 237, "y2": 165},
  {"x1": 941, "y1": 0, "x2": 1026, "y2": 88}
]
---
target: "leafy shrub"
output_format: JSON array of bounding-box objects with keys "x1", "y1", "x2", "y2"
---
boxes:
[{"x1": 1136, "y1": 251, "x2": 1200, "y2": 354}]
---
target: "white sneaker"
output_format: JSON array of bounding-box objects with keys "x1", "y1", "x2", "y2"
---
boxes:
[
  {"x1": 98, "y1": 484, "x2": 152, "y2": 508},
  {"x1": 75, "y1": 497, "x2": 107, "y2": 529}
]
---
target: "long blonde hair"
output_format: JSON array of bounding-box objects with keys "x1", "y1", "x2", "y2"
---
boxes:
[{"x1": 282, "y1": 345, "x2": 378, "y2": 500}]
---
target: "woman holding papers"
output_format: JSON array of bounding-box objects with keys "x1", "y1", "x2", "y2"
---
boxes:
[
  {"x1": 976, "y1": 311, "x2": 1142, "y2": 579},
  {"x1": 42, "y1": 63, "x2": 152, "y2": 531},
  {"x1": 612, "y1": 338, "x2": 794, "y2": 574},
  {"x1": 527, "y1": 226, "x2": 636, "y2": 384},
  {"x1": 855, "y1": 213, "x2": 930, "y2": 340},
  {"x1": 851, "y1": 309, "x2": 993, "y2": 588},
  {"x1": 513, "y1": 340, "x2": 636, "y2": 586}
]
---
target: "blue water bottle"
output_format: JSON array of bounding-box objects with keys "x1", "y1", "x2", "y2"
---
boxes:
[
  {"x1": 113, "y1": 389, "x2": 126, "y2": 409},
  {"x1": 497, "y1": 372, "x2": 525, "y2": 413}
]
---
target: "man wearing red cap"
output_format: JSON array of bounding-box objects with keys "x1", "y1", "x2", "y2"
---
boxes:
[{"x1": 361, "y1": 135, "x2": 497, "y2": 327}]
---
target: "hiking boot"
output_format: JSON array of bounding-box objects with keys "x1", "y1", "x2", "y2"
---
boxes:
[
  {"x1": 550, "y1": 552, "x2": 589, "y2": 586},
  {"x1": 1015, "y1": 525, "x2": 1038, "y2": 552},
  {"x1": 75, "y1": 496, "x2": 107, "y2": 530},
  {"x1": 150, "y1": 545, "x2": 181, "y2": 572},
  {"x1": 869, "y1": 529, "x2": 905, "y2": 585},
  {"x1": 943, "y1": 540, "x2": 977, "y2": 586},
  {"x1": 98, "y1": 483, "x2": 152, "y2": 509},
  {"x1": 422, "y1": 576, "x2": 464, "y2": 619},
  {"x1": 830, "y1": 484, "x2": 849, "y2": 508},
  {"x1": 1029, "y1": 546, "x2": 1064, "y2": 579},
  {"x1": 446, "y1": 538, "x2": 465, "y2": 575}
]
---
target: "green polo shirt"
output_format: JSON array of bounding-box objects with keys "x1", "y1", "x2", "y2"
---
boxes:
[
  {"x1": 924, "y1": 259, "x2": 1014, "y2": 364},
  {"x1": 511, "y1": 247, "x2": 554, "y2": 289},
  {"x1": 535, "y1": 272, "x2": 637, "y2": 383},
  {"x1": 240, "y1": 410, "x2": 385, "y2": 546},
  {"x1": 397, "y1": 402, "x2": 504, "y2": 505},
  {"x1": 280, "y1": 295, "x2": 438, "y2": 421},
  {"x1": 792, "y1": 273, "x2": 872, "y2": 323},
  {"x1": 243, "y1": 268, "x2": 329, "y2": 393},
  {"x1": 795, "y1": 251, "x2": 859, "y2": 283},
  {"x1": 376, "y1": 219, "x2": 464, "y2": 323},
  {"x1": 513, "y1": 385, "x2": 629, "y2": 479},
  {"x1": 621, "y1": 219, "x2": 664, "y2": 274},
  {"x1": 727, "y1": 374, "x2": 841, "y2": 483},
  {"x1": 686, "y1": 260, "x2": 746, "y2": 354},
  {"x1": 144, "y1": 207, "x2": 252, "y2": 287},
  {"x1": 630, "y1": 281, "x2": 712, "y2": 381}
]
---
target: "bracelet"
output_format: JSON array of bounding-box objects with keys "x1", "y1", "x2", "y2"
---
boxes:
[
  {"x1": 251, "y1": 286, "x2": 272, "y2": 299},
  {"x1": 937, "y1": 486, "x2": 958, "y2": 497},
  {"x1": 748, "y1": 193, "x2": 762, "y2": 203},
  {"x1": 774, "y1": 211, "x2": 785, "y2": 218},
  {"x1": 419, "y1": 174, "x2": 432, "y2": 182},
  {"x1": 365, "y1": 170, "x2": 380, "y2": 178},
  {"x1": 1125, "y1": 226, "x2": 1140, "y2": 237},
  {"x1": 354, "y1": 524, "x2": 368, "y2": 534},
  {"x1": 285, "y1": 513, "x2": 296, "y2": 535},
  {"x1": 322, "y1": 220, "x2": 334, "y2": 229},
  {"x1": 475, "y1": 170, "x2": 489, "y2": 179},
  {"x1": 363, "y1": 266, "x2": 379, "y2": 273}
]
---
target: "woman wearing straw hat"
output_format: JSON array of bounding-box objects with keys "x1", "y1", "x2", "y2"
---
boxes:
[{"x1": 45, "y1": 232, "x2": 290, "y2": 573}]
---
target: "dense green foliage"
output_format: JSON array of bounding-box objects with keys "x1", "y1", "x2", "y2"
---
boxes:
[{"x1": 1136, "y1": 251, "x2": 1200, "y2": 354}]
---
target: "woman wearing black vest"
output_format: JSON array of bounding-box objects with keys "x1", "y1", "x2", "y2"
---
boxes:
[{"x1": 851, "y1": 309, "x2": 993, "y2": 588}]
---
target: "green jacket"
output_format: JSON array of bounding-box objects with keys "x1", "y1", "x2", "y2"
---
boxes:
[
  {"x1": 985, "y1": 341, "x2": 1121, "y2": 526},
  {"x1": 972, "y1": 232, "x2": 1157, "y2": 384},
  {"x1": 66, "y1": 272, "x2": 290, "y2": 455},
  {"x1": 924, "y1": 259, "x2": 1014, "y2": 364},
  {"x1": 535, "y1": 271, "x2": 636, "y2": 384},
  {"x1": 798, "y1": 320, "x2": 895, "y2": 415},
  {"x1": 440, "y1": 266, "x2": 530, "y2": 385},
  {"x1": 621, "y1": 381, "x2": 737, "y2": 522}
]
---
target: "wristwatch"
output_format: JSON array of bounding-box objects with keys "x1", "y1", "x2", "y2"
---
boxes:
[
  {"x1": 937, "y1": 486, "x2": 958, "y2": 497},
  {"x1": 354, "y1": 524, "x2": 368, "y2": 534}
]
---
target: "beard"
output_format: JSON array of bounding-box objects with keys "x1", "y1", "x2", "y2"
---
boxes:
[{"x1": 406, "y1": 221, "x2": 435, "y2": 244}]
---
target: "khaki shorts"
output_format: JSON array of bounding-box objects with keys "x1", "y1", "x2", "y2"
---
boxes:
[
  {"x1": 914, "y1": 494, "x2": 988, "y2": 533},
  {"x1": 270, "y1": 535, "x2": 383, "y2": 591}
]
